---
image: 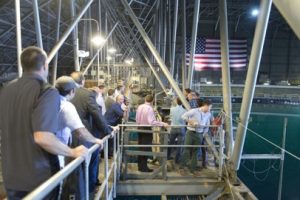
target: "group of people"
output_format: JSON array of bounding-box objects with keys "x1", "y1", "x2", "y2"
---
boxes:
[
  {"x1": 0, "y1": 46, "x2": 127, "y2": 199},
  {"x1": 135, "y1": 88, "x2": 214, "y2": 176}
]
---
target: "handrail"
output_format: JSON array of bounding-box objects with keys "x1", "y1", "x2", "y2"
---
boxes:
[
  {"x1": 119, "y1": 124, "x2": 220, "y2": 128},
  {"x1": 24, "y1": 134, "x2": 113, "y2": 200}
]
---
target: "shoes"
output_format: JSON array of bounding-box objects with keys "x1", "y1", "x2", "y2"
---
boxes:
[
  {"x1": 191, "y1": 170, "x2": 201, "y2": 177},
  {"x1": 178, "y1": 167, "x2": 189, "y2": 176},
  {"x1": 202, "y1": 162, "x2": 208, "y2": 169},
  {"x1": 139, "y1": 168, "x2": 153, "y2": 172},
  {"x1": 96, "y1": 179, "x2": 102, "y2": 186}
]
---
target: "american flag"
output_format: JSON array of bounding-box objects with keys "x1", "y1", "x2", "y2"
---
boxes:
[{"x1": 186, "y1": 38, "x2": 247, "y2": 71}]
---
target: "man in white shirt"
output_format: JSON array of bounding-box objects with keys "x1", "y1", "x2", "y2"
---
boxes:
[
  {"x1": 55, "y1": 76, "x2": 104, "y2": 167},
  {"x1": 179, "y1": 99, "x2": 212, "y2": 175}
]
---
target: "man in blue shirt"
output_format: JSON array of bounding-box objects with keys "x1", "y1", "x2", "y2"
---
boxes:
[{"x1": 167, "y1": 98, "x2": 187, "y2": 163}]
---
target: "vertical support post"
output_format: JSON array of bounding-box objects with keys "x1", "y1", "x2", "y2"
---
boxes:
[
  {"x1": 84, "y1": 158, "x2": 89, "y2": 200},
  {"x1": 187, "y1": 0, "x2": 201, "y2": 89},
  {"x1": 32, "y1": 0, "x2": 43, "y2": 49},
  {"x1": 113, "y1": 131, "x2": 117, "y2": 198},
  {"x1": 170, "y1": 0, "x2": 179, "y2": 78},
  {"x1": 98, "y1": 0, "x2": 102, "y2": 62},
  {"x1": 278, "y1": 117, "x2": 287, "y2": 200},
  {"x1": 51, "y1": 0, "x2": 61, "y2": 85},
  {"x1": 104, "y1": 140, "x2": 109, "y2": 199},
  {"x1": 107, "y1": 58, "x2": 110, "y2": 83},
  {"x1": 231, "y1": 0, "x2": 272, "y2": 170},
  {"x1": 120, "y1": 0, "x2": 191, "y2": 110},
  {"x1": 70, "y1": 0, "x2": 80, "y2": 71},
  {"x1": 15, "y1": 0, "x2": 22, "y2": 77},
  {"x1": 219, "y1": 0, "x2": 234, "y2": 158},
  {"x1": 162, "y1": 0, "x2": 167, "y2": 61},
  {"x1": 181, "y1": 0, "x2": 186, "y2": 91},
  {"x1": 97, "y1": 52, "x2": 100, "y2": 85},
  {"x1": 218, "y1": 128, "x2": 225, "y2": 181}
]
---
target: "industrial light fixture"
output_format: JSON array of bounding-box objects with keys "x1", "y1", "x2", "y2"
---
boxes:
[
  {"x1": 106, "y1": 56, "x2": 112, "y2": 61},
  {"x1": 108, "y1": 47, "x2": 117, "y2": 54},
  {"x1": 206, "y1": 81, "x2": 213, "y2": 85},
  {"x1": 251, "y1": 8, "x2": 259, "y2": 17},
  {"x1": 91, "y1": 35, "x2": 105, "y2": 46},
  {"x1": 125, "y1": 58, "x2": 134, "y2": 65}
]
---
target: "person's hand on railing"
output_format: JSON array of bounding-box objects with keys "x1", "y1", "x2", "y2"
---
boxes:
[
  {"x1": 71, "y1": 145, "x2": 89, "y2": 159},
  {"x1": 187, "y1": 119, "x2": 198, "y2": 128},
  {"x1": 162, "y1": 122, "x2": 169, "y2": 128},
  {"x1": 95, "y1": 138, "x2": 104, "y2": 149},
  {"x1": 110, "y1": 126, "x2": 119, "y2": 138}
]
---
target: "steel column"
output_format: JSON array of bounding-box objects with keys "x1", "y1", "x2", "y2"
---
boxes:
[
  {"x1": 181, "y1": 0, "x2": 186, "y2": 91},
  {"x1": 162, "y1": 0, "x2": 167, "y2": 61},
  {"x1": 47, "y1": 0, "x2": 94, "y2": 64},
  {"x1": 219, "y1": 0, "x2": 234, "y2": 158},
  {"x1": 187, "y1": 0, "x2": 200, "y2": 89},
  {"x1": 15, "y1": 0, "x2": 22, "y2": 77},
  {"x1": 32, "y1": 0, "x2": 43, "y2": 48},
  {"x1": 51, "y1": 0, "x2": 62, "y2": 85},
  {"x1": 70, "y1": 0, "x2": 80, "y2": 71},
  {"x1": 170, "y1": 0, "x2": 179, "y2": 78},
  {"x1": 231, "y1": 0, "x2": 272, "y2": 170},
  {"x1": 277, "y1": 118, "x2": 287, "y2": 200},
  {"x1": 120, "y1": 0, "x2": 191, "y2": 110}
]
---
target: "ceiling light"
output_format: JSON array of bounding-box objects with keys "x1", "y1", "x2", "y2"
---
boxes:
[
  {"x1": 106, "y1": 56, "x2": 112, "y2": 61},
  {"x1": 251, "y1": 8, "x2": 259, "y2": 17},
  {"x1": 108, "y1": 47, "x2": 117, "y2": 54},
  {"x1": 91, "y1": 35, "x2": 105, "y2": 46}
]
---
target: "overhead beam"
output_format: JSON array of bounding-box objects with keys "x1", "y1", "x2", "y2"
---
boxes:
[{"x1": 120, "y1": 0, "x2": 191, "y2": 110}]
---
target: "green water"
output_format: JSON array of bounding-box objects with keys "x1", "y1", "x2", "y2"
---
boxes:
[{"x1": 237, "y1": 110, "x2": 300, "y2": 200}]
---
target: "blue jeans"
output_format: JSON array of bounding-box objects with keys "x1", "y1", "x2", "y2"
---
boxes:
[{"x1": 168, "y1": 128, "x2": 185, "y2": 163}]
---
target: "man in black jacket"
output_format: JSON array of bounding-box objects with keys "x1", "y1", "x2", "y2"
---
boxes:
[{"x1": 62, "y1": 72, "x2": 115, "y2": 198}]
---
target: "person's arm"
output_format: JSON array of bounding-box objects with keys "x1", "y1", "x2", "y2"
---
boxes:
[
  {"x1": 87, "y1": 91, "x2": 112, "y2": 135},
  {"x1": 147, "y1": 108, "x2": 168, "y2": 127},
  {"x1": 181, "y1": 109, "x2": 193, "y2": 122},
  {"x1": 74, "y1": 127, "x2": 103, "y2": 146},
  {"x1": 113, "y1": 104, "x2": 124, "y2": 117},
  {"x1": 34, "y1": 131, "x2": 88, "y2": 158}
]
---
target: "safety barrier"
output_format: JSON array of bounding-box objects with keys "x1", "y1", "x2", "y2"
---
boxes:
[{"x1": 24, "y1": 131, "x2": 120, "y2": 200}]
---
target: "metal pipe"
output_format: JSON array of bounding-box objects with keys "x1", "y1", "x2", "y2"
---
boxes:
[
  {"x1": 15, "y1": 0, "x2": 22, "y2": 77},
  {"x1": 171, "y1": 0, "x2": 179, "y2": 78},
  {"x1": 47, "y1": 0, "x2": 94, "y2": 64},
  {"x1": 32, "y1": 0, "x2": 43, "y2": 49},
  {"x1": 181, "y1": 0, "x2": 186, "y2": 90},
  {"x1": 219, "y1": 0, "x2": 234, "y2": 158},
  {"x1": 187, "y1": 0, "x2": 200, "y2": 88},
  {"x1": 277, "y1": 117, "x2": 287, "y2": 200},
  {"x1": 70, "y1": 0, "x2": 80, "y2": 71},
  {"x1": 51, "y1": 0, "x2": 62, "y2": 85},
  {"x1": 120, "y1": 0, "x2": 191, "y2": 110},
  {"x1": 162, "y1": 0, "x2": 167, "y2": 61},
  {"x1": 84, "y1": 158, "x2": 89, "y2": 200},
  {"x1": 83, "y1": 23, "x2": 118, "y2": 75},
  {"x1": 231, "y1": 0, "x2": 272, "y2": 170}
]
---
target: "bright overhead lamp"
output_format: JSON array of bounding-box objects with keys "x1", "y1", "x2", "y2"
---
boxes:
[
  {"x1": 106, "y1": 56, "x2": 112, "y2": 61},
  {"x1": 251, "y1": 8, "x2": 259, "y2": 17},
  {"x1": 108, "y1": 47, "x2": 117, "y2": 54},
  {"x1": 206, "y1": 81, "x2": 213, "y2": 85},
  {"x1": 125, "y1": 58, "x2": 134, "y2": 65},
  {"x1": 91, "y1": 35, "x2": 105, "y2": 46}
]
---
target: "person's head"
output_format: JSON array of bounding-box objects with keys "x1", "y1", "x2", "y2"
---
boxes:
[
  {"x1": 116, "y1": 95, "x2": 125, "y2": 104},
  {"x1": 108, "y1": 88, "x2": 114, "y2": 96},
  {"x1": 116, "y1": 80, "x2": 125, "y2": 92},
  {"x1": 70, "y1": 71, "x2": 85, "y2": 86},
  {"x1": 145, "y1": 94, "x2": 154, "y2": 103},
  {"x1": 184, "y1": 88, "x2": 191, "y2": 97},
  {"x1": 55, "y1": 76, "x2": 78, "y2": 100},
  {"x1": 98, "y1": 84, "x2": 106, "y2": 94},
  {"x1": 200, "y1": 99, "x2": 212, "y2": 113},
  {"x1": 176, "y1": 97, "x2": 182, "y2": 106},
  {"x1": 187, "y1": 92, "x2": 196, "y2": 101},
  {"x1": 21, "y1": 46, "x2": 48, "y2": 79}
]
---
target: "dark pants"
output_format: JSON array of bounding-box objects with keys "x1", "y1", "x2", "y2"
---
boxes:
[
  {"x1": 89, "y1": 147, "x2": 101, "y2": 193},
  {"x1": 6, "y1": 187, "x2": 59, "y2": 200},
  {"x1": 180, "y1": 130, "x2": 203, "y2": 172},
  {"x1": 167, "y1": 128, "x2": 185, "y2": 163},
  {"x1": 137, "y1": 127, "x2": 152, "y2": 170}
]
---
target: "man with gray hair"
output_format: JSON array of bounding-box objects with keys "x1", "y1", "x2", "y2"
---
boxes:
[{"x1": 0, "y1": 46, "x2": 88, "y2": 199}]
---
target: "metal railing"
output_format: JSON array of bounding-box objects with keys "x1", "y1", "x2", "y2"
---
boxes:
[
  {"x1": 24, "y1": 131, "x2": 120, "y2": 200},
  {"x1": 119, "y1": 123, "x2": 225, "y2": 181}
]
